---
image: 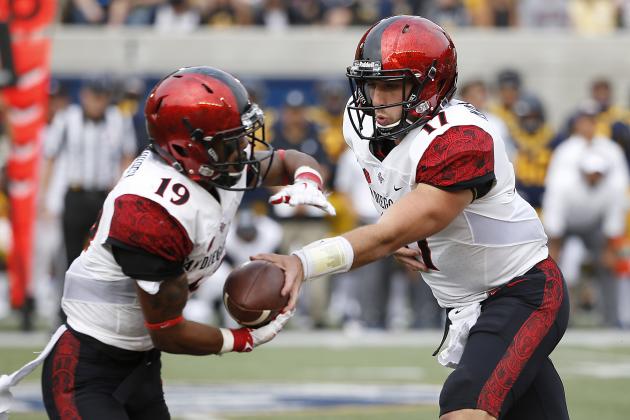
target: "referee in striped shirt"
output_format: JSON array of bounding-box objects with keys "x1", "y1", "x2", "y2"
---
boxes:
[{"x1": 42, "y1": 77, "x2": 137, "y2": 271}]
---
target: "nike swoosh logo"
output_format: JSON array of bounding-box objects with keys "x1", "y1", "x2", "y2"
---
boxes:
[{"x1": 394, "y1": 186, "x2": 403, "y2": 191}]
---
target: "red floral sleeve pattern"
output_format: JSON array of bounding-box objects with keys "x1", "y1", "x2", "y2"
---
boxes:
[
  {"x1": 108, "y1": 194, "x2": 193, "y2": 262},
  {"x1": 416, "y1": 125, "x2": 494, "y2": 189}
]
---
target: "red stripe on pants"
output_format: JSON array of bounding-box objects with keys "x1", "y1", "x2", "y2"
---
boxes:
[
  {"x1": 477, "y1": 258, "x2": 564, "y2": 418},
  {"x1": 51, "y1": 331, "x2": 82, "y2": 419}
]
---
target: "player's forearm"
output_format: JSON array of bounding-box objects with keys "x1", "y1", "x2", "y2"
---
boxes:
[
  {"x1": 342, "y1": 224, "x2": 401, "y2": 268},
  {"x1": 149, "y1": 321, "x2": 224, "y2": 355},
  {"x1": 343, "y1": 201, "x2": 455, "y2": 268},
  {"x1": 293, "y1": 191, "x2": 459, "y2": 278},
  {"x1": 264, "y1": 149, "x2": 325, "y2": 186}
]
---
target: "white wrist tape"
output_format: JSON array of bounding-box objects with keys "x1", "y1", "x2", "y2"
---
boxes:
[
  {"x1": 294, "y1": 166, "x2": 323, "y2": 187},
  {"x1": 292, "y1": 236, "x2": 354, "y2": 280},
  {"x1": 219, "y1": 328, "x2": 234, "y2": 354}
]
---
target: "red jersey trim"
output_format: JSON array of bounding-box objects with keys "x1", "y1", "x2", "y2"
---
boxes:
[
  {"x1": 416, "y1": 125, "x2": 494, "y2": 189},
  {"x1": 108, "y1": 194, "x2": 193, "y2": 262}
]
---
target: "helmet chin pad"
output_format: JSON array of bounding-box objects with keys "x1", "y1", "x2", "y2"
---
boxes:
[{"x1": 376, "y1": 119, "x2": 402, "y2": 130}]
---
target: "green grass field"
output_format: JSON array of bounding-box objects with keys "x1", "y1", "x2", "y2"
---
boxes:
[{"x1": 2, "y1": 333, "x2": 630, "y2": 419}]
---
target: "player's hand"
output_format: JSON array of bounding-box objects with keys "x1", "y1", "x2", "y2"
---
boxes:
[
  {"x1": 269, "y1": 168, "x2": 336, "y2": 216},
  {"x1": 228, "y1": 310, "x2": 294, "y2": 352},
  {"x1": 393, "y1": 247, "x2": 429, "y2": 272},
  {"x1": 251, "y1": 253, "x2": 304, "y2": 312}
]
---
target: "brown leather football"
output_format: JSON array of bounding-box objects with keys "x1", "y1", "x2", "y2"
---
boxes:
[{"x1": 223, "y1": 260, "x2": 288, "y2": 328}]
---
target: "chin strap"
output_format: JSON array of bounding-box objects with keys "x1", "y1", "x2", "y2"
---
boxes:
[{"x1": 149, "y1": 142, "x2": 185, "y2": 174}]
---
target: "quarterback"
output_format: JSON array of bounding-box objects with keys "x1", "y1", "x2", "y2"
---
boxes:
[
  {"x1": 7, "y1": 67, "x2": 334, "y2": 419},
  {"x1": 255, "y1": 16, "x2": 570, "y2": 420}
]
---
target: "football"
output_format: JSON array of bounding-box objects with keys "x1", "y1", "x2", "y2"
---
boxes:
[{"x1": 223, "y1": 260, "x2": 288, "y2": 328}]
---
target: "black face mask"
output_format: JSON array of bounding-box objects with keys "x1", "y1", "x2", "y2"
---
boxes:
[
  {"x1": 346, "y1": 60, "x2": 441, "y2": 142},
  {"x1": 197, "y1": 123, "x2": 272, "y2": 191}
]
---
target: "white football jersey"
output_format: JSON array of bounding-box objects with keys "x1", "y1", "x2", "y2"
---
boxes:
[
  {"x1": 62, "y1": 150, "x2": 244, "y2": 351},
  {"x1": 343, "y1": 100, "x2": 548, "y2": 308}
]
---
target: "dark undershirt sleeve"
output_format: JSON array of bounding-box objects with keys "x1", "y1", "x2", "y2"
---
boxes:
[
  {"x1": 106, "y1": 194, "x2": 194, "y2": 281},
  {"x1": 108, "y1": 238, "x2": 184, "y2": 281}
]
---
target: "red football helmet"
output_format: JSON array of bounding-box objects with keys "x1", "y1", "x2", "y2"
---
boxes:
[
  {"x1": 145, "y1": 66, "x2": 272, "y2": 190},
  {"x1": 346, "y1": 15, "x2": 458, "y2": 141}
]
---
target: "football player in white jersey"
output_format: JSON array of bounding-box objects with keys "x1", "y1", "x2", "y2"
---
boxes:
[
  {"x1": 38, "y1": 66, "x2": 335, "y2": 419},
  {"x1": 254, "y1": 16, "x2": 569, "y2": 420}
]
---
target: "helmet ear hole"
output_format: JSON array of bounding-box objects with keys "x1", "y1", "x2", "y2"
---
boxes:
[{"x1": 172, "y1": 144, "x2": 188, "y2": 157}]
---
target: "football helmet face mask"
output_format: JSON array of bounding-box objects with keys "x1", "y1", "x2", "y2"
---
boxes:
[
  {"x1": 145, "y1": 66, "x2": 272, "y2": 191},
  {"x1": 346, "y1": 15, "x2": 458, "y2": 141}
]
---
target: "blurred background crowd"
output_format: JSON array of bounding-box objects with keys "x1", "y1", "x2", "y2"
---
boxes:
[
  {"x1": 59, "y1": 0, "x2": 630, "y2": 33},
  {"x1": 1, "y1": 0, "x2": 630, "y2": 334}
]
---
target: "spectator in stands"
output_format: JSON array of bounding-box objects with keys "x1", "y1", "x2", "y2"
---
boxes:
[
  {"x1": 323, "y1": 4, "x2": 354, "y2": 27},
  {"x1": 270, "y1": 89, "x2": 332, "y2": 177},
  {"x1": 427, "y1": 0, "x2": 472, "y2": 29},
  {"x1": 290, "y1": 0, "x2": 326, "y2": 25},
  {"x1": 63, "y1": 0, "x2": 109, "y2": 24},
  {"x1": 154, "y1": 0, "x2": 201, "y2": 32},
  {"x1": 254, "y1": 0, "x2": 292, "y2": 30},
  {"x1": 589, "y1": 78, "x2": 630, "y2": 139},
  {"x1": 458, "y1": 79, "x2": 512, "y2": 157},
  {"x1": 345, "y1": 0, "x2": 392, "y2": 26},
  {"x1": 63, "y1": 0, "x2": 131, "y2": 25},
  {"x1": 124, "y1": 0, "x2": 165, "y2": 26},
  {"x1": 461, "y1": 0, "x2": 491, "y2": 26},
  {"x1": 116, "y1": 76, "x2": 149, "y2": 152},
  {"x1": 46, "y1": 80, "x2": 71, "y2": 124},
  {"x1": 544, "y1": 102, "x2": 629, "y2": 327},
  {"x1": 270, "y1": 89, "x2": 332, "y2": 328},
  {"x1": 203, "y1": 0, "x2": 253, "y2": 26},
  {"x1": 569, "y1": 0, "x2": 618, "y2": 34},
  {"x1": 42, "y1": 76, "x2": 137, "y2": 272},
  {"x1": 309, "y1": 79, "x2": 348, "y2": 162},
  {"x1": 233, "y1": 79, "x2": 275, "y2": 210},
  {"x1": 487, "y1": 0, "x2": 519, "y2": 27},
  {"x1": 489, "y1": 68, "x2": 523, "y2": 135},
  {"x1": 518, "y1": 0, "x2": 569, "y2": 28},
  {"x1": 510, "y1": 94, "x2": 557, "y2": 210}
]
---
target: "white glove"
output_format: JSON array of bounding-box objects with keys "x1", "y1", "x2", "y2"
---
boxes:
[
  {"x1": 220, "y1": 310, "x2": 294, "y2": 353},
  {"x1": 269, "y1": 166, "x2": 336, "y2": 216}
]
